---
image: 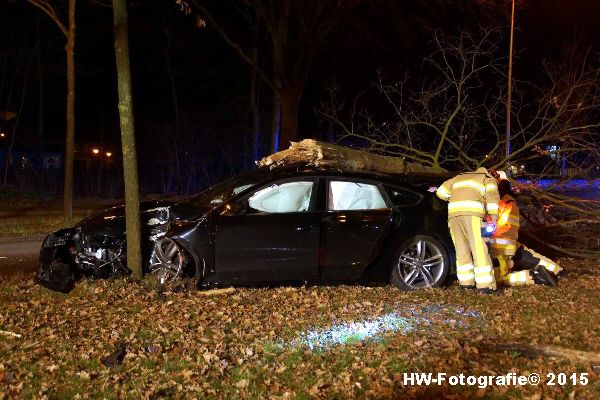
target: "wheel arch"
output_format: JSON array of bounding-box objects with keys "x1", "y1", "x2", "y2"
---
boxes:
[{"x1": 170, "y1": 237, "x2": 207, "y2": 282}]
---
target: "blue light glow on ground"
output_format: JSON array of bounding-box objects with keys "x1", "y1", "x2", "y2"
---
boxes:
[
  {"x1": 294, "y1": 313, "x2": 414, "y2": 350},
  {"x1": 282, "y1": 305, "x2": 480, "y2": 351}
]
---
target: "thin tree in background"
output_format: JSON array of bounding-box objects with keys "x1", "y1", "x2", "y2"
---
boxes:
[
  {"x1": 27, "y1": 0, "x2": 76, "y2": 218},
  {"x1": 190, "y1": 0, "x2": 359, "y2": 153},
  {"x1": 112, "y1": 0, "x2": 142, "y2": 278}
]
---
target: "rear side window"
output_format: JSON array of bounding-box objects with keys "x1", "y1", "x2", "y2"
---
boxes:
[
  {"x1": 248, "y1": 181, "x2": 314, "y2": 213},
  {"x1": 387, "y1": 187, "x2": 422, "y2": 207},
  {"x1": 328, "y1": 181, "x2": 388, "y2": 210}
]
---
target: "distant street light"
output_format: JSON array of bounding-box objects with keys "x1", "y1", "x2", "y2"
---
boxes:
[
  {"x1": 105, "y1": 152, "x2": 112, "y2": 157},
  {"x1": 92, "y1": 148, "x2": 100, "y2": 155},
  {"x1": 506, "y1": 0, "x2": 515, "y2": 173},
  {"x1": 0, "y1": 132, "x2": 5, "y2": 138}
]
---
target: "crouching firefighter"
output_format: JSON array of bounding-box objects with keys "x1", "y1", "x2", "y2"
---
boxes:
[
  {"x1": 489, "y1": 175, "x2": 563, "y2": 287},
  {"x1": 436, "y1": 167, "x2": 499, "y2": 294}
]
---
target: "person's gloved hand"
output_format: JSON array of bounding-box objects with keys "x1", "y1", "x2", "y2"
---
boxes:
[{"x1": 428, "y1": 186, "x2": 437, "y2": 193}]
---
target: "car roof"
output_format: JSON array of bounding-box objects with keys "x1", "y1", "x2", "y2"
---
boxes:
[{"x1": 254, "y1": 166, "x2": 451, "y2": 189}]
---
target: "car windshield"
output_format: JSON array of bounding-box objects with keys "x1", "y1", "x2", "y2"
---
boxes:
[{"x1": 189, "y1": 172, "x2": 266, "y2": 208}]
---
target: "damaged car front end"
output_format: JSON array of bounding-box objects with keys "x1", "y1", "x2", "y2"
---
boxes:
[{"x1": 38, "y1": 201, "x2": 205, "y2": 292}]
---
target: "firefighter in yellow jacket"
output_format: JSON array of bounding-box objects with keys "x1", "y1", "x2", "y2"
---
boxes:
[
  {"x1": 436, "y1": 167, "x2": 499, "y2": 293},
  {"x1": 489, "y1": 177, "x2": 563, "y2": 287}
]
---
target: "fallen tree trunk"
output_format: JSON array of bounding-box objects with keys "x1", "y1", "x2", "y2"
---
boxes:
[
  {"x1": 197, "y1": 287, "x2": 235, "y2": 296},
  {"x1": 488, "y1": 342, "x2": 600, "y2": 364},
  {"x1": 257, "y1": 139, "x2": 445, "y2": 174}
]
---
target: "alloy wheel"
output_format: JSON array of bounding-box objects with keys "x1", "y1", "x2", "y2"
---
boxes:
[
  {"x1": 149, "y1": 238, "x2": 185, "y2": 285},
  {"x1": 396, "y1": 238, "x2": 445, "y2": 289}
]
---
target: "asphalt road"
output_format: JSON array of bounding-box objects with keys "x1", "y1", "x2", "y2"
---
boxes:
[{"x1": 0, "y1": 235, "x2": 45, "y2": 276}]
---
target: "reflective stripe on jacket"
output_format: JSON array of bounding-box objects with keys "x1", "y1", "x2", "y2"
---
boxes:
[
  {"x1": 490, "y1": 194, "x2": 520, "y2": 256},
  {"x1": 436, "y1": 167, "x2": 500, "y2": 219}
]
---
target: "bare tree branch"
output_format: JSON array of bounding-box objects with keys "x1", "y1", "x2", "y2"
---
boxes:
[{"x1": 26, "y1": 0, "x2": 68, "y2": 37}]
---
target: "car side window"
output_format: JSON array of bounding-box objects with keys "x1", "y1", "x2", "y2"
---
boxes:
[
  {"x1": 387, "y1": 187, "x2": 422, "y2": 207},
  {"x1": 328, "y1": 181, "x2": 388, "y2": 211},
  {"x1": 247, "y1": 181, "x2": 314, "y2": 213}
]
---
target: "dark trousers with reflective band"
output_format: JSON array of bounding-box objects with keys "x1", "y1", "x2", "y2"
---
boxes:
[
  {"x1": 448, "y1": 215, "x2": 496, "y2": 290},
  {"x1": 516, "y1": 245, "x2": 563, "y2": 276},
  {"x1": 494, "y1": 245, "x2": 563, "y2": 286}
]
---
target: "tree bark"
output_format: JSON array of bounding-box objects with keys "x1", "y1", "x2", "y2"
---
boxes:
[
  {"x1": 113, "y1": 0, "x2": 142, "y2": 278},
  {"x1": 270, "y1": 85, "x2": 281, "y2": 153},
  {"x1": 64, "y1": 0, "x2": 76, "y2": 218},
  {"x1": 36, "y1": 15, "x2": 45, "y2": 172},
  {"x1": 258, "y1": 139, "x2": 444, "y2": 173},
  {"x1": 278, "y1": 85, "x2": 302, "y2": 151},
  {"x1": 26, "y1": 0, "x2": 76, "y2": 217},
  {"x1": 3, "y1": 59, "x2": 30, "y2": 186},
  {"x1": 250, "y1": 65, "x2": 260, "y2": 166},
  {"x1": 250, "y1": 24, "x2": 260, "y2": 166}
]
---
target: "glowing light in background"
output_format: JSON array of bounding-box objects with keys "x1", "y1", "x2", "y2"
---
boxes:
[
  {"x1": 280, "y1": 305, "x2": 480, "y2": 351},
  {"x1": 105, "y1": 152, "x2": 112, "y2": 157},
  {"x1": 92, "y1": 148, "x2": 100, "y2": 155}
]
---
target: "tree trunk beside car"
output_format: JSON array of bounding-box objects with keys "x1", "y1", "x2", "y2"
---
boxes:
[{"x1": 113, "y1": 0, "x2": 142, "y2": 278}]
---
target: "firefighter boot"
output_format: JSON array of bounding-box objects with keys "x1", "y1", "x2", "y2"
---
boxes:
[{"x1": 531, "y1": 265, "x2": 558, "y2": 287}]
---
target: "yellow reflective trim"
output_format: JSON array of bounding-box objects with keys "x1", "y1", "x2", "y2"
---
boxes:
[
  {"x1": 506, "y1": 270, "x2": 531, "y2": 285},
  {"x1": 473, "y1": 265, "x2": 492, "y2": 275},
  {"x1": 487, "y1": 203, "x2": 499, "y2": 211},
  {"x1": 449, "y1": 201, "x2": 485, "y2": 211},
  {"x1": 491, "y1": 245, "x2": 517, "y2": 254},
  {"x1": 492, "y1": 243, "x2": 517, "y2": 249},
  {"x1": 457, "y1": 274, "x2": 475, "y2": 282},
  {"x1": 491, "y1": 238, "x2": 516, "y2": 245},
  {"x1": 485, "y1": 183, "x2": 498, "y2": 192},
  {"x1": 538, "y1": 260, "x2": 559, "y2": 273},
  {"x1": 448, "y1": 208, "x2": 486, "y2": 216},
  {"x1": 436, "y1": 185, "x2": 451, "y2": 200},
  {"x1": 452, "y1": 180, "x2": 485, "y2": 196},
  {"x1": 456, "y1": 264, "x2": 474, "y2": 273}
]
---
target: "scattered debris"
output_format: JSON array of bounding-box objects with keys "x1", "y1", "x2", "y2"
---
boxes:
[
  {"x1": 1, "y1": 260, "x2": 599, "y2": 397},
  {"x1": 101, "y1": 342, "x2": 127, "y2": 368},
  {"x1": 0, "y1": 330, "x2": 22, "y2": 338}
]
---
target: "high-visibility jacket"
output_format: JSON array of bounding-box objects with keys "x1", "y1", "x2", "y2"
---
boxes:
[
  {"x1": 495, "y1": 194, "x2": 519, "y2": 240},
  {"x1": 490, "y1": 194, "x2": 520, "y2": 256},
  {"x1": 436, "y1": 167, "x2": 500, "y2": 219}
]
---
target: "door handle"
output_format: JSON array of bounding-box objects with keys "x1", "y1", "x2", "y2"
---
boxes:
[
  {"x1": 296, "y1": 225, "x2": 317, "y2": 232},
  {"x1": 323, "y1": 215, "x2": 346, "y2": 222}
]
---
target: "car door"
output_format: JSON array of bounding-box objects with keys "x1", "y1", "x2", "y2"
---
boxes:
[
  {"x1": 320, "y1": 179, "x2": 393, "y2": 280},
  {"x1": 214, "y1": 178, "x2": 321, "y2": 283}
]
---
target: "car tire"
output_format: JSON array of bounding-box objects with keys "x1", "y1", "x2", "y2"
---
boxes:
[
  {"x1": 149, "y1": 238, "x2": 202, "y2": 285},
  {"x1": 390, "y1": 235, "x2": 450, "y2": 290}
]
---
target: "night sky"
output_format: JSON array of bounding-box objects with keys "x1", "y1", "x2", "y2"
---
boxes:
[{"x1": 1, "y1": 0, "x2": 599, "y2": 195}]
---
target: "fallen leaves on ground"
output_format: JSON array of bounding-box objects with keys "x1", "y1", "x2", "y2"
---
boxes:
[{"x1": 0, "y1": 259, "x2": 599, "y2": 399}]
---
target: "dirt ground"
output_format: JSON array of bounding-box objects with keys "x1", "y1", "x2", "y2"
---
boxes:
[{"x1": 1, "y1": 258, "x2": 599, "y2": 399}]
